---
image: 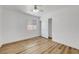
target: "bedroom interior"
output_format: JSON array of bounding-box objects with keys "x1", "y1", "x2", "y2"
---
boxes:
[{"x1": 0, "y1": 5, "x2": 79, "y2": 54}]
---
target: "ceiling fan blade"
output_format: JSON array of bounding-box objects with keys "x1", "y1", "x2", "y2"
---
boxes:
[{"x1": 39, "y1": 10, "x2": 44, "y2": 12}]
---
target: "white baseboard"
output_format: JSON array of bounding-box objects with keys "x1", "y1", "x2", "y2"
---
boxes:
[
  {"x1": 53, "y1": 39, "x2": 79, "y2": 50},
  {"x1": 1, "y1": 36, "x2": 40, "y2": 47}
]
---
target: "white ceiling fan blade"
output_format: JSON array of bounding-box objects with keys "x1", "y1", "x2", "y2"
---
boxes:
[{"x1": 39, "y1": 9, "x2": 44, "y2": 12}]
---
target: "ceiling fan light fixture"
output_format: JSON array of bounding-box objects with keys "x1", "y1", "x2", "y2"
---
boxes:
[
  {"x1": 33, "y1": 9, "x2": 39, "y2": 12},
  {"x1": 32, "y1": 5, "x2": 39, "y2": 13}
]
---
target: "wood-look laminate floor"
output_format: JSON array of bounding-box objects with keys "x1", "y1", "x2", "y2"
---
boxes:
[{"x1": 0, "y1": 36, "x2": 79, "y2": 54}]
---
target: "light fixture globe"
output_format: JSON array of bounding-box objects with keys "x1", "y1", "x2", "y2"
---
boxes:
[{"x1": 33, "y1": 9, "x2": 39, "y2": 12}]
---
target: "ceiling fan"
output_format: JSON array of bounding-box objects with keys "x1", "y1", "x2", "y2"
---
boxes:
[{"x1": 32, "y1": 5, "x2": 43, "y2": 13}]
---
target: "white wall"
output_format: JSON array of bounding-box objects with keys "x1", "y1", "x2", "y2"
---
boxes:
[
  {"x1": 41, "y1": 15, "x2": 48, "y2": 38},
  {"x1": 41, "y1": 6, "x2": 79, "y2": 49},
  {"x1": 2, "y1": 6, "x2": 40, "y2": 44},
  {"x1": 0, "y1": 6, "x2": 2, "y2": 46},
  {"x1": 41, "y1": 12, "x2": 52, "y2": 38},
  {"x1": 52, "y1": 6, "x2": 79, "y2": 49}
]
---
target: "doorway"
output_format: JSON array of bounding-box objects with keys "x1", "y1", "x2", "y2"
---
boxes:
[{"x1": 48, "y1": 18, "x2": 52, "y2": 39}]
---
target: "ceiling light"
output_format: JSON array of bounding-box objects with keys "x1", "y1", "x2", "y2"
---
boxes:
[
  {"x1": 32, "y1": 5, "x2": 39, "y2": 13},
  {"x1": 33, "y1": 9, "x2": 39, "y2": 12}
]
